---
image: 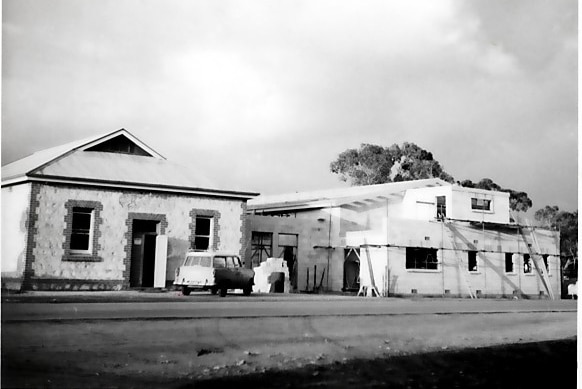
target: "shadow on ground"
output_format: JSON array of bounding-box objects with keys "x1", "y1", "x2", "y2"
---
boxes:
[
  {"x1": 186, "y1": 338, "x2": 577, "y2": 389},
  {"x1": 2, "y1": 338, "x2": 576, "y2": 388}
]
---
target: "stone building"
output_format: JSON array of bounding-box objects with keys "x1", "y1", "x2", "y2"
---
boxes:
[
  {"x1": 1, "y1": 129, "x2": 257, "y2": 290},
  {"x1": 247, "y1": 178, "x2": 561, "y2": 298}
]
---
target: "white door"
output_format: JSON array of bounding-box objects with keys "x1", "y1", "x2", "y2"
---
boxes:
[{"x1": 153, "y1": 235, "x2": 168, "y2": 288}]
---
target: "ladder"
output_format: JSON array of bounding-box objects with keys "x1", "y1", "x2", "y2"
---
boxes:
[
  {"x1": 444, "y1": 221, "x2": 476, "y2": 299},
  {"x1": 357, "y1": 241, "x2": 380, "y2": 297},
  {"x1": 515, "y1": 218, "x2": 555, "y2": 300}
]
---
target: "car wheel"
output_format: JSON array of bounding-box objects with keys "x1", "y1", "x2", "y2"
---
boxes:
[
  {"x1": 243, "y1": 285, "x2": 252, "y2": 296},
  {"x1": 219, "y1": 287, "x2": 228, "y2": 297},
  {"x1": 182, "y1": 286, "x2": 191, "y2": 296},
  {"x1": 210, "y1": 287, "x2": 218, "y2": 295}
]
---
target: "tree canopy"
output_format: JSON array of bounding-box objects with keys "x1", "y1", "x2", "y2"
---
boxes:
[
  {"x1": 534, "y1": 205, "x2": 578, "y2": 280},
  {"x1": 330, "y1": 142, "x2": 533, "y2": 212},
  {"x1": 329, "y1": 142, "x2": 454, "y2": 186},
  {"x1": 534, "y1": 206, "x2": 578, "y2": 257}
]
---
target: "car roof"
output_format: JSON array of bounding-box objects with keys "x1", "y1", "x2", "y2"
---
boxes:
[{"x1": 186, "y1": 251, "x2": 240, "y2": 257}]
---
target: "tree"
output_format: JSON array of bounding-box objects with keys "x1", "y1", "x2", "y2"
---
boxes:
[
  {"x1": 534, "y1": 206, "x2": 578, "y2": 280},
  {"x1": 534, "y1": 206, "x2": 578, "y2": 256},
  {"x1": 329, "y1": 142, "x2": 453, "y2": 186},
  {"x1": 330, "y1": 143, "x2": 532, "y2": 212}
]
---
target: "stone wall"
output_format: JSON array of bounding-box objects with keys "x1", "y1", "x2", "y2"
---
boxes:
[{"x1": 26, "y1": 183, "x2": 246, "y2": 289}]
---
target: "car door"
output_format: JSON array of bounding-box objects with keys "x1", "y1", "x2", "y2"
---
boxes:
[{"x1": 227, "y1": 256, "x2": 242, "y2": 288}]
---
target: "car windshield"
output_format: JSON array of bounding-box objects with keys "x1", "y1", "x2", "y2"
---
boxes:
[
  {"x1": 184, "y1": 256, "x2": 211, "y2": 267},
  {"x1": 199, "y1": 256, "x2": 211, "y2": 267}
]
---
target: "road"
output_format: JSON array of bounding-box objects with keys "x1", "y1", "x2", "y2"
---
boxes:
[
  {"x1": 2, "y1": 293, "x2": 576, "y2": 321},
  {"x1": 1, "y1": 294, "x2": 578, "y2": 388}
]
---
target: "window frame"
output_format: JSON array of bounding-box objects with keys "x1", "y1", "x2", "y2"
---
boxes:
[
  {"x1": 193, "y1": 216, "x2": 213, "y2": 251},
  {"x1": 505, "y1": 253, "x2": 515, "y2": 274},
  {"x1": 251, "y1": 231, "x2": 273, "y2": 266},
  {"x1": 467, "y1": 251, "x2": 478, "y2": 272},
  {"x1": 471, "y1": 197, "x2": 493, "y2": 212},
  {"x1": 523, "y1": 254, "x2": 532, "y2": 274},
  {"x1": 63, "y1": 200, "x2": 103, "y2": 262},
  {"x1": 436, "y1": 196, "x2": 447, "y2": 219},
  {"x1": 70, "y1": 207, "x2": 95, "y2": 255},
  {"x1": 405, "y1": 247, "x2": 439, "y2": 271},
  {"x1": 542, "y1": 254, "x2": 550, "y2": 275}
]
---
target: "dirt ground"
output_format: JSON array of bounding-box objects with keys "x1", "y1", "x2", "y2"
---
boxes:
[{"x1": 2, "y1": 310, "x2": 577, "y2": 388}]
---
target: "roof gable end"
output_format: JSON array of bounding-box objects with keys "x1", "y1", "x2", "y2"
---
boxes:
[
  {"x1": 2, "y1": 129, "x2": 164, "y2": 183},
  {"x1": 79, "y1": 130, "x2": 164, "y2": 159}
]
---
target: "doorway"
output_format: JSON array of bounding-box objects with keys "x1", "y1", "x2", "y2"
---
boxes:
[
  {"x1": 278, "y1": 233, "x2": 298, "y2": 291},
  {"x1": 130, "y1": 219, "x2": 159, "y2": 287},
  {"x1": 343, "y1": 248, "x2": 360, "y2": 292},
  {"x1": 280, "y1": 246, "x2": 297, "y2": 291}
]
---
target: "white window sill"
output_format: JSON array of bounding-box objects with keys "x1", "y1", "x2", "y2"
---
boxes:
[
  {"x1": 471, "y1": 209, "x2": 494, "y2": 214},
  {"x1": 70, "y1": 250, "x2": 92, "y2": 255},
  {"x1": 406, "y1": 269, "x2": 442, "y2": 273}
]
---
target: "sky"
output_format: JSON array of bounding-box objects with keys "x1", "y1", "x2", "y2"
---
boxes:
[{"x1": 2, "y1": 0, "x2": 578, "y2": 212}]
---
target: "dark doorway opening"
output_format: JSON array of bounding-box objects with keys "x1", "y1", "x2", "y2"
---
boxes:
[
  {"x1": 130, "y1": 220, "x2": 159, "y2": 287},
  {"x1": 343, "y1": 248, "x2": 360, "y2": 292},
  {"x1": 281, "y1": 246, "x2": 297, "y2": 291}
]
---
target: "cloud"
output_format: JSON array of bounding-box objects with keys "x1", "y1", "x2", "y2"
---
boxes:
[{"x1": 2, "y1": 0, "x2": 577, "y2": 210}]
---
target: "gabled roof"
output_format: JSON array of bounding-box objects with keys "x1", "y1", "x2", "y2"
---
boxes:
[
  {"x1": 2, "y1": 129, "x2": 258, "y2": 199},
  {"x1": 248, "y1": 178, "x2": 451, "y2": 212}
]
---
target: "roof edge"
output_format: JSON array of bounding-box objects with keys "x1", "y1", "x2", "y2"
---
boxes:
[
  {"x1": 19, "y1": 129, "x2": 164, "y2": 179},
  {"x1": 6, "y1": 175, "x2": 259, "y2": 199}
]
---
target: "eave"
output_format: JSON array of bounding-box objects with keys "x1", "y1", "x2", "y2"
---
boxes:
[{"x1": 2, "y1": 174, "x2": 259, "y2": 200}]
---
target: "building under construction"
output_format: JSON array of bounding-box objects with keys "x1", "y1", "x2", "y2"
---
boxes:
[{"x1": 246, "y1": 178, "x2": 560, "y2": 299}]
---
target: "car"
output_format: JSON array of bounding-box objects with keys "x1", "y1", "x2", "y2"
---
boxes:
[{"x1": 173, "y1": 251, "x2": 255, "y2": 297}]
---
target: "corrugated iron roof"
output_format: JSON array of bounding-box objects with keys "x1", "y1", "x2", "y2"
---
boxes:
[
  {"x1": 2, "y1": 132, "x2": 113, "y2": 182},
  {"x1": 33, "y1": 150, "x2": 217, "y2": 189},
  {"x1": 2, "y1": 129, "x2": 258, "y2": 199},
  {"x1": 248, "y1": 178, "x2": 450, "y2": 211}
]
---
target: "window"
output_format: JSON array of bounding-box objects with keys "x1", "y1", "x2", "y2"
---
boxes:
[
  {"x1": 436, "y1": 196, "x2": 446, "y2": 218},
  {"x1": 222, "y1": 256, "x2": 240, "y2": 268},
  {"x1": 471, "y1": 198, "x2": 492, "y2": 211},
  {"x1": 70, "y1": 207, "x2": 94, "y2": 254},
  {"x1": 213, "y1": 257, "x2": 226, "y2": 268},
  {"x1": 505, "y1": 253, "x2": 514, "y2": 273},
  {"x1": 199, "y1": 256, "x2": 211, "y2": 267},
  {"x1": 251, "y1": 232, "x2": 273, "y2": 267},
  {"x1": 542, "y1": 255, "x2": 550, "y2": 275},
  {"x1": 523, "y1": 254, "x2": 532, "y2": 274},
  {"x1": 64, "y1": 200, "x2": 102, "y2": 261},
  {"x1": 406, "y1": 248, "x2": 439, "y2": 270},
  {"x1": 185, "y1": 256, "x2": 211, "y2": 267},
  {"x1": 189, "y1": 209, "x2": 220, "y2": 251},
  {"x1": 468, "y1": 251, "x2": 478, "y2": 272},
  {"x1": 193, "y1": 217, "x2": 212, "y2": 250}
]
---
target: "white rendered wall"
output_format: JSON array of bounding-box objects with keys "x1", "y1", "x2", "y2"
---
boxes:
[{"x1": 1, "y1": 184, "x2": 31, "y2": 277}]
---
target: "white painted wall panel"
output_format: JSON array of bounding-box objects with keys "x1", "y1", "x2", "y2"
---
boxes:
[{"x1": 1, "y1": 184, "x2": 31, "y2": 276}]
